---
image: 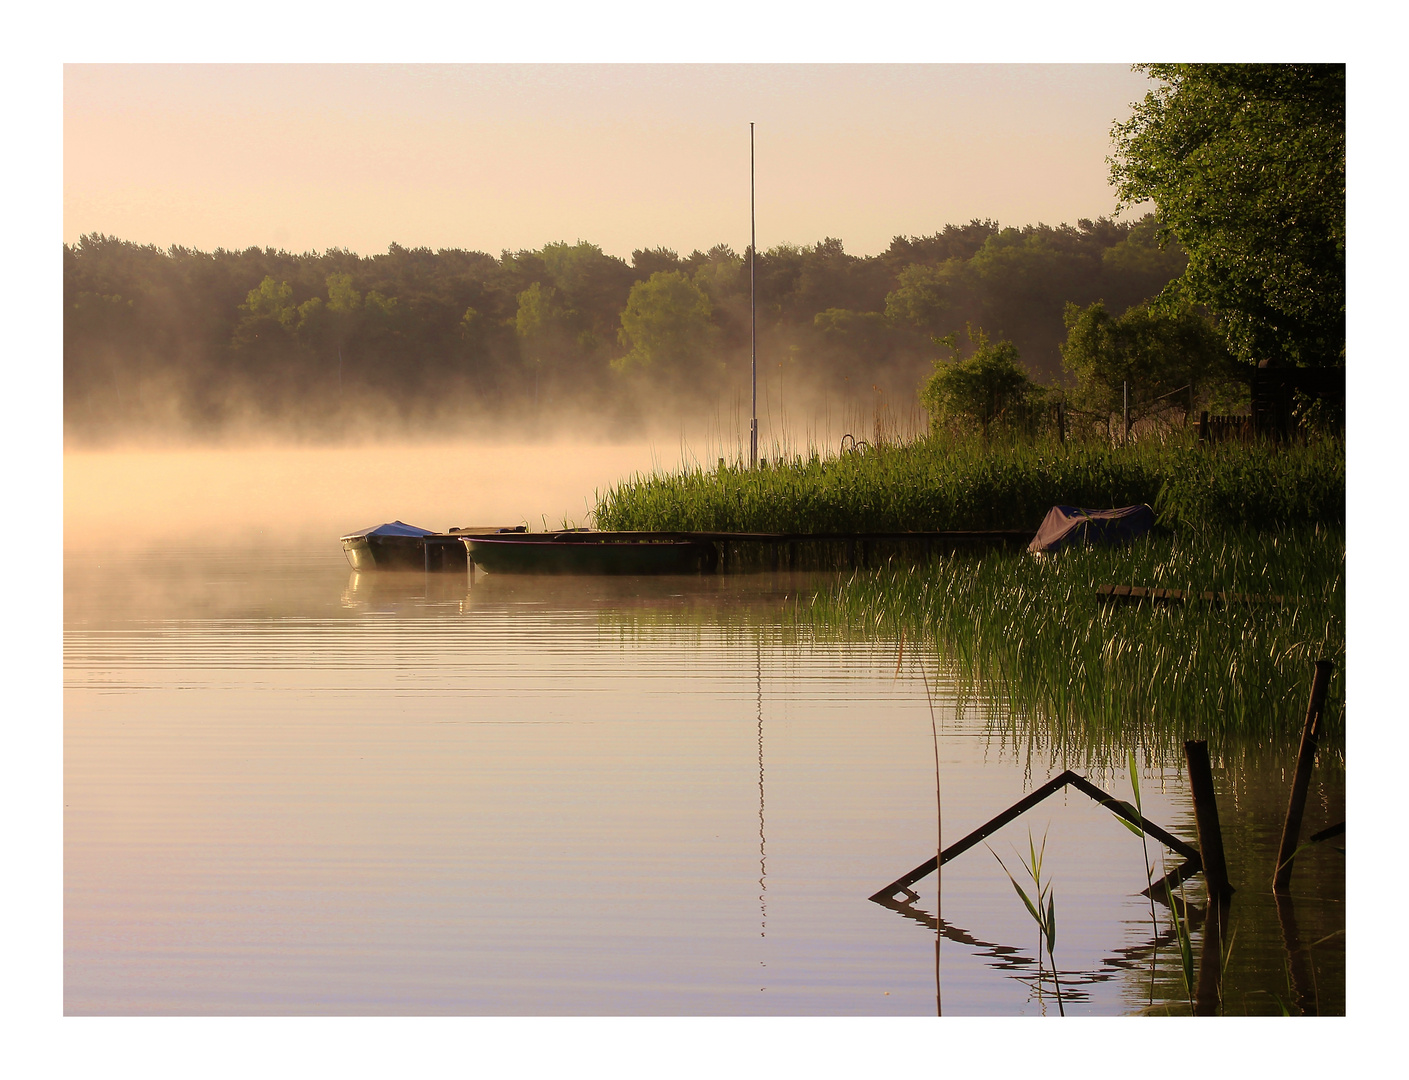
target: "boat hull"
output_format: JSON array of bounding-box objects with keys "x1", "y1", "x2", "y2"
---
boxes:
[
  {"x1": 341, "y1": 526, "x2": 525, "y2": 571},
  {"x1": 341, "y1": 534, "x2": 427, "y2": 571},
  {"x1": 465, "y1": 536, "x2": 718, "y2": 576}
]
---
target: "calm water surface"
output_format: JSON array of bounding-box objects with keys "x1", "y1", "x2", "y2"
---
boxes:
[{"x1": 64, "y1": 544, "x2": 1344, "y2": 1015}]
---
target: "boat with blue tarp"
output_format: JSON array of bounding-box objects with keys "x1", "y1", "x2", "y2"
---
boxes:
[{"x1": 341, "y1": 521, "x2": 525, "y2": 571}]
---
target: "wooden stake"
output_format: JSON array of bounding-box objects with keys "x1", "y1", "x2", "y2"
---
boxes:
[
  {"x1": 1274, "y1": 660, "x2": 1334, "y2": 892},
  {"x1": 1184, "y1": 740, "x2": 1233, "y2": 900}
]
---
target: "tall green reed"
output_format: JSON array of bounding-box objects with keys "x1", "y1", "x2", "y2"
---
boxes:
[
  {"x1": 595, "y1": 433, "x2": 1343, "y2": 534},
  {"x1": 990, "y1": 830, "x2": 1064, "y2": 1015},
  {"x1": 793, "y1": 526, "x2": 1344, "y2": 755}
]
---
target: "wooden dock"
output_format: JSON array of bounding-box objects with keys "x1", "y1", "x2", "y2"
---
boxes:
[
  {"x1": 607, "y1": 529, "x2": 1033, "y2": 573},
  {"x1": 448, "y1": 528, "x2": 1034, "y2": 576},
  {"x1": 1096, "y1": 583, "x2": 1285, "y2": 607}
]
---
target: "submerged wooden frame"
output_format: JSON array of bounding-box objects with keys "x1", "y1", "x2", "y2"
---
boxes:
[{"x1": 868, "y1": 769, "x2": 1203, "y2": 906}]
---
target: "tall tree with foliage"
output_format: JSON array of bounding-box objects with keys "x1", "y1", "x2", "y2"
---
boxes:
[
  {"x1": 614, "y1": 271, "x2": 716, "y2": 380},
  {"x1": 1061, "y1": 300, "x2": 1233, "y2": 435},
  {"x1": 1109, "y1": 64, "x2": 1344, "y2": 367}
]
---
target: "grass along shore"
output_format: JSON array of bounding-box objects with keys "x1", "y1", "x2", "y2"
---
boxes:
[{"x1": 593, "y1": 434, "x2": 1344, "y2": 534}]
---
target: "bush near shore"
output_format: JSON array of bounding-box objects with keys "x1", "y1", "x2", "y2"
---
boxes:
[{"x1": 594, "y1": 435, "x2": 1344, "y2": 534}]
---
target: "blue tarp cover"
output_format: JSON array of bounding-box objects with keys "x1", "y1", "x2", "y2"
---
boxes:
[
  {"x1": 1028, "y1": 504, "x2": 1155, "y2": 554},
  {"x1": 341, "y1": 520, "x2": 435, "y2": 541}
]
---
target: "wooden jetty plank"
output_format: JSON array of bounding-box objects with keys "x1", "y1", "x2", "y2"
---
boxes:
[
  {"x1": 543, "y1": 529, "x2": 1033, "y2": 544},
  {"x1": 1097, "y1": 583, "x2": 1284, "y2": 607}
]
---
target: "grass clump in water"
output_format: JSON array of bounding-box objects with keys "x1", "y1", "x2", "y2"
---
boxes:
[{"x1": 794, "y1": 525, "x2": 1344, "y2": 755}]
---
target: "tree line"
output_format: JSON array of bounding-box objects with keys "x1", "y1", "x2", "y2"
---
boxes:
[{"x1": 64, "y1": 216, "x2": 1189, "y2": 441}]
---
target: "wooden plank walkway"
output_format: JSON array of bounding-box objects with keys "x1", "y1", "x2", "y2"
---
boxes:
[
  {"x1": 1096, "y1": 584, "x2": 1285, "y2": 607},
  {"x1": 542, "y1": 530, "x2": 1034, "y2": 574}
]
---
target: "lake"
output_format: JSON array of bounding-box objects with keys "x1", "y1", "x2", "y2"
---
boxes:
[{"x1": 62, "y1": 445, "x2": 1343, "y2": 1015}]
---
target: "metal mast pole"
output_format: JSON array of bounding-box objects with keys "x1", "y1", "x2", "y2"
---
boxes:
[{"x1": 750, "y1": 122, "x2": 758, "y2": 469}]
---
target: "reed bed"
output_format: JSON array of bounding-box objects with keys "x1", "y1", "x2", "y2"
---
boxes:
[
  {"x1": 792, "y1": 526, "x2": 1345, "y2": 757},
  {"x1": 594, "y1": 435, "x2": 1344, "y2": 534}
]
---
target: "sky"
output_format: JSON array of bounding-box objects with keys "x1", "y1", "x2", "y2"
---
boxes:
[{"x1": 64, "y1": 64, "x2": 1154, "y2": 260}]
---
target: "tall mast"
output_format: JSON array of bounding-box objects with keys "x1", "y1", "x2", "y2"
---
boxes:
[{"x1": 750, "y1": 121, "x2": 758, "y2": 469}]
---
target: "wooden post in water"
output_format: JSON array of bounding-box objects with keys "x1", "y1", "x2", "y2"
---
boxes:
[
  {"x1": 1274, "y1": 659, "x2": 1334, "y2": 892},
  {"x1": 1184, "y1": 740, "x2": 1232, "y2": 900}
]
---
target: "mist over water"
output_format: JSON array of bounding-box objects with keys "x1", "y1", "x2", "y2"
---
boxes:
[
  {"x1": 65, "y1": 439, "x2": 676, "y2": 553},
  {"x1": 62, "y1": 393, "x2": 928, "y2": 554}
]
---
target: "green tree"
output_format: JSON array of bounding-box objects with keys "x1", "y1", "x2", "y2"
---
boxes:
[
  {"x1": 1109, "y1": 64, "x2": 1344, "y2": 367},
  {"x1": 814, "y1": 308, "x2": 889, "y2": 351},
  {"x1": 1060, "y1": 300, "x2": 1233, "y2": 435},
  {"x1": 239, "y1": 276, "x2": 297, "y2": 328},
  {"x1": 884, "y1": 262, "x2": 963, "y2": 334},
  {"x1": 326, "y1": 271, "x2": 361, "y2": 315},
  {"x1": 615, "y1": 271, "x2": 715, "y2": 377},
  {"x1": 512, "y1": 241, "x2": 634, "y2": 351},
  {"x1": 233, "y1": 276, "x2": 299, "y2": 350},
  {"x1": 515, "y1": 282, "x2": 566, "y2": 359},
  {"x1": 691, "y1": 247, "x2": 745, "y2": 301},
  {"x1": 920, "y1": 328, "x2": 1042, "y2": 436}
]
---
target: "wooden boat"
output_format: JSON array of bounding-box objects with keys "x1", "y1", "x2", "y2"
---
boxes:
[
  {"x1": 341, "y1": 522, "x2": 525, "y2": 571},
  {"x1": 463, "y1": 531, "x2": 719, "y2": 576}
]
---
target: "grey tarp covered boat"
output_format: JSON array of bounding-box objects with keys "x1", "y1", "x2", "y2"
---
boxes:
[{"x1": 1027, "y1": 504, "x2": 1155, "y2": 554}]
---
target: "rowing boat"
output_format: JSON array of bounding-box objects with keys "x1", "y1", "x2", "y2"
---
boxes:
[
  {"x1": 463, "y1": 532, "x2": 718, "y2": 576},
  {"x1": 340, "y1": 522, "x2": 526, "y2": 571}
]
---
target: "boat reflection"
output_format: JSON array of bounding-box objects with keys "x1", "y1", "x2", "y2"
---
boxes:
[{"x1": 341, "y1": 569, "x2": 470, "y2": 612}]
